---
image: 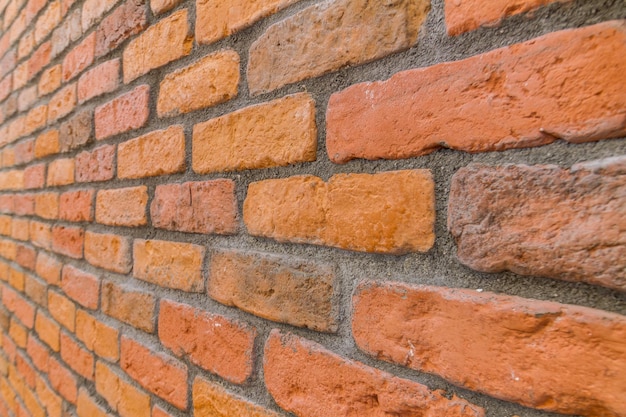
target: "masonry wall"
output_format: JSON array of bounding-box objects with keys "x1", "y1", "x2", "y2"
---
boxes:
[{"x1": 0, "y1": 0, "x2": 624, "y2": 416}]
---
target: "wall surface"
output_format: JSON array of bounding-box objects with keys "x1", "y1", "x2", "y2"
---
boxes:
[{"x1": 0, "y1": 0, "x2": 624, "y2": 416}]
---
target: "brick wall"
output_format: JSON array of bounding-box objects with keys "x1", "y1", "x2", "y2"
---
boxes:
[{"x1": 0, "y1": 0, "x2": 624, "y2": 416}]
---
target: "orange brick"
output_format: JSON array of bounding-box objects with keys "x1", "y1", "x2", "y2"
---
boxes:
[
  {"x1": 16, "y1": 352, "x2": 36, "y2": 388},
  {"x1": 101, "y1": 280, "x2": 155, "y2": 333},
  {"x1": 24, "y1": 274, "x2": 46, "y2": 307},
  {"x1": 62, "y1": 32, "x2": 95, "y2": 81},
  {"x1": 8, "y1": 267, "x2": 24, "y2": 291},
  {"x1": 244, "y1": 170, "x2": 435, "y2": 254},
  {"x1": 0, "y1": 216, "x2": 9, "y2": 235},
  {"x1": 75, "y1": 309, "x2": 119, "y2": 361},
  {"x1": 48, "y1": 357, "x2": 77, "y2": 403},
  {"x1": 61, "y1": 265, "x2": 99, "y2": 309},
  {"x1": 38, "y1": 65, "x2": 61, "y2": 97},
  {"x1": 46, "y1": 158, "x2": 75, "y2": 186},
  {"x1": 84, "y1": 231, "x2": 132, "y2": 274},
  {"x1": 117, "y1": 125, "x2": 185, "y2": 179},
  {"x1": 193, "y1": 93, "x2": 316, "y2": 173},
  {"x1": 14, "y1": 138, "x2": 35, "y2": 165},
  {"x1": 35, "y1": 312, "x2": 60, "y2": 351},
  {"x1": 193, "y1": 376, "x2": 280, "y2": 417},
  {"x1": 27, "y1": 335, "x2": 49, "y2": 372},
  {"x1": 34, "y1": 130, "x2": 60, "y2": 158},
  {"x1": 15, "y1": 244, "x2": 36, "y2": 271},
  {"x1": 24, "y1": 106, "x2": 47, "y2": 136},
  {"x1": 157, "y1": 50, "x2": 239, "y2": 117},
  {"x1": 9, "y1": 318, "x2": 28, "y2": 347},
  {"x1": 47, "y1": 83, "x2": 76, "y2": 123},
  {"x1": 133, "y1": 239, "x2": 204, "y2": 292},
  {"x1": 60, "y1": 332, "x2": 94, "y2": 380},
  {"x1": 35, "y1": 377, "x2": 63, "y2": 417},
  {"x1": 51, "y1": 225, "x2": 83, "y2": 258},
  {"x1": 152, "y1": 405, "x2": 174, "y2": 417},
  {"x1": 48, "y1": 291, "x2": 75, "y2": 331},
  {"x1": 35, "y1": 252, "x2": 62, "y2": 286},
  {"x1": 94, "y1": 85, "x2": 149, "y2": 140},
  {"x1": 75, "y1": 144, "x2": 115, "y2": 183},
  {"x1": 11, "y1": 217, "x2": 29, "y2": 240},
  {"x1": 95, "y1": 0, "x2": 147, "y2": 57},
  {"x1": 76, "y1": 388, "x2": 108, "y2": 417},
  {"x1": 95, "y1": 186, "x2": 148, "y2": 227},
  {"x1": 77, "y1": 58, "x2": 119, "y2": 103},
  {"x1": 150, "y1": 0, "x2": 180, "y2": 15},
  {"x1": 0, "y1": 239, "x2": 17, "y2": 261},
  {"x1": 35, "y1": 192, "x2": 59, "y2": 219},
  {"x1": 1, "y1": 286, "x2": 35, "y2": 328},
  {"x1": 123, "y1": 9, "x2": 192, "y2": 83},
  {"x1": 30, "y1": 221, "x2": 52, "y2": 250},
  {"x1": 59, "y1": 189, "x2": 93, "y2": 222},
  {"x1": 95, "y1": 361, "x2": 150, "y2": 417}
]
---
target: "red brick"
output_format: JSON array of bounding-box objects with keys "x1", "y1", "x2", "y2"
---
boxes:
[
  {"x1": 77, "y1": 58, "x2": 119, "y2": 103},
  {"x1": 15, "y1": 244, "x2": 36, "y2": 270},
  {"x1": 196, "y1": 0, "x2": 301, "y2": 45},
  {"x1": 84, "y1": 231, "x2": 131, "y2": 274},
  {"x1": 34, "y1": 192, "x2": 59, "y2": 219},
  {"x1": 0, "y1": 195, "x2": 13, "y2": 213},
  {"x1": 353, "y1": 282, "x2": 626, "y2": 417},
  {"x1": 327, "y1": 21, "x2": 626, "y2": 163},
  {"x1": 76, "y1": 388, "x2": 108, "y2": 417},
  {"x1": 27, "y1": 41, "x2": 51, "y2": 80},
  {"x1": 26, "y1": 335, "x2": 49, "y2": 372},
  {"x1": 60, "y1": 332, "x2": 94, "y2": 380},
  {"x1": 101, "y1": 280, "x2": 155, "y2": 333},
  {"x1": 244, "y1": 170, "x2": 435, "y2": 254},
  {"x1": 61, "y1": 265, "x2": 99, "y2": 309},
  {"x1": 193, "y1": 376, "x2": 280, "y2": 417},
  {"x1": 95, "y1": 0, "x2": 147, "y2": 57},
  {"x1": 59, "y1": 189, "x2": 94, "y2": 222},
  {"x1": 47, "y1": 83, "x2": 76, "y2": 123},
  {"x1": 34, "y1": 312, "x2": 60, "y2": 351},
  {"x1": 11, "y1": 218, "x2": 29, "y2": 240},
  {"x1": 75, "y1": 144, "x2": 115, "y2": 183},
  {"x1": 75, "y1": 309, "x2": 119, "y2": 361},
  {"x1": 449, "y1": 158, "x2": 626, "y2": 291},
  {"x1": 30, "y1": 222, "x2": 52, "y2": 250},
  {"x1": 95, "y1": 361, "x2": 151, "y2": 417},
  {"x1": 51, "y1": 225, "x2": 84, "y2": 259},
  {"x1": 23, "y1": 164, "x2": 45, "y2": 189},
  {"x1": 34, "y1": 0, "x2": 61, "y2": 43},
  {"x1": 192, "y1": 93, "x2": 316, "y2": 173},
  {"x1": 158, "y1": 299, "x2": 255, "y2": 384},
  {"x1": 121, "y1": 337, "x2": 188, "y2": 409},
  {"x1": 265, "y1": 330, "x2": 484, "y2": 417},
  {"x1": 209, "y1": 250, "x2": 337, "y2": 332},
  {"x1": 26, "y1": 0, "x2": 47, "y2": 21},
  {"x1": 0, "y1": 75, "x2": 11, "y2": 102},
  {"x1": 34, "y1": 130, "x2": 60, "y2": 158},
  {"x1": 1, "y1": 286, "x2": 35, "y2": 328},
  {"x1": 2, "y1": 334, "x2": 17, "y2": 362},
  {"x1": 38, "y1": 65, "x2": 62, "y2": 97},
  {"x1": 94, "y1": 85, "x2": 149, "y2": 140},
  {"x1": 123, "y1": 9, "x2": 192, "y2": 83},
  {"x1": 158, "y1": 50, "x2": 239, "y2": 117},
  {"x1": 81, "y1": 0, "x2": 117, "y2": 31},
  {"x1": 48, "y1": 291, "x2": 76, "y2": 331},
  {"x1": 15, "y1": 352, "x2": 36, "y2": 388},
  {"x1": 59, "y1": 108, "x2": 92, "y2": 152},
  {"x1": 35, "y1": 377, "x2": 63, "y2": 417},
  {"x1": 48, "y1": 357, "x2": 77, "y2": 403},
  {"x1": 95, "y1": 186, "x2": 148, "y2": 227},
  {"x1": 63, "y1": 32, "x2": 95, "y2": 81},
  {"x1": 47, "y1": 158, "x2": 75, "y2": 186},
  {"x1": 9, "y1": 10, "x2": 27, "y2": 45},
  {"x1": 118, "y1": 125, "x2": 185, "y2": 179},
  {"x1": 133, "y1": 239, "x2": 204, "y2": 292},
  {"x1": 14, "y1": 139, "x2": 35, "y2": 167},
  {"x1": 151, "y1": 180, "x2": 237, "y2": 235}
]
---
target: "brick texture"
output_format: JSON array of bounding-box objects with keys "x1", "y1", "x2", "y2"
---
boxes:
[
  {"x1": 95, "y1": 0, "x2": 147, "y2": 57},
  {"x1": 75, "y1": 144, "x2": 114, "y2": 183},
  {"x1": 101, "y1": 281, "x2": 155, "y2": 333},
  {"x1": 61, "y1": 265, "x2": 99, "y2": 309},
  {"x1": 77, "y1": 58, "x2": 119, "y2": 103},
  {"x1": 94, "y1": 85, "x2": 149, "y2": 140},
  {"x1": 95, "y1": 186, "x2": 148, "y2": 227},
  {"x1": 84, "y1": 231, "x2": 132, "y2": 274},
  {"x1": 193, "y1": 376, "x2": 280, "y2": 417}
]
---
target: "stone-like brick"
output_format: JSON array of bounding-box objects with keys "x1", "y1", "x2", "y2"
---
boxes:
[
  {"x1": 95, "y1": 361, "x2": 150, "y2": 417},
  {"x1": 101, "y1": 280, "x2": 155, "y2": 333},
  {"x1": 193, "y1": 376, "x2": 280, "y2": 417},
  {"x1": 95, "y1": 186, "x2": 148, "y2": 227},
  {"x1": 75, "y1": 145, "x2": 115, "y2": 183},
  {"x1": 244, "y1": 170, "x2": 435, "y2": 254},
  {"x1": 77, "y1": 58, "x2": 119, "y2": 103},
  {"x1": 193, "y1": 93, "x2": 316, "y2": 173},
  {"x1": 34, "y1": 130, "x2": 59, "y2": 158},
  {"x1": 326, "y1": 21, "x2": 626, "y2": 163},
  {"x1": 158, "y1": 299, "x2": 256, "y2": 384},
  {"x1": 61, "y1": 265, "x2": 99, "y2": 309},
  {"x1": 121, "y1": 337, "x2": 188, "y2": 409},
  {"x1": 62, "y1": 32, "x2": 95, "y2": 81},
  {"x1": 59, "y1": 109, "x2": 92, "y2": 153},
  {"x1": 75, "y1": 310, "x2": 119, "y2": 361},
  {"x1": 209, "y1": 250, "x2": 337, "y2": 332},
  {"x1": 448, "y1": 157, "x2": 626, "y2": 291},
  {"x1": 84, "y1": 231, "x2": 132, "y2": 274},
  {"x1": 94, "y1": 85, "x2": 149, "y2": 140},
  {"x1": 117, "y1": 125, "x2": 185, "y2": 179},
  {"x1": 47, "y1": 83, "x2": 76, "y2": 123},
  {"x1": 157, "y1": 50, "x2": 239, "y2": 117},
  {"x1": 133, "y1": 239, "x2": 204, "y2": 292},
  {"x1": 196, "y1": 0, "x2": 301, "y2": 45},
  {"x1": 60, "y1": 332, "x2": 94, "y2": 380},
  {"x1": 265, "y1": 330, "x2": 484, "y2": 417},
  {"x1": 46, "y1": 158, "x2": 75, "y2": 186},
  {"x1": 150, "y1": 180, "x2": 237, "y2": 235},
  {"x1": 59, "y1": 189, "x2": 94, "y2": 222},
  {"x1": 81, "y1": 0, "x2": 117, "y2": 31},
  {"x1": 248, "y1": 0, "x2": 430, "y2": 94},
  {"x1": 51, "y1": 225, "x2": 84, "y2": 259},
  {"x1": 95, "y1": 0, "x2": 147, "y2": 57},
  {"x1": 352, "y1": 282, "x2": 626, "y2": 417},
  {"x1": 38, "y1": 65, "x2": 62, "y2": 96}
]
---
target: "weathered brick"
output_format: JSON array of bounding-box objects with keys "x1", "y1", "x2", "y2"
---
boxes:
[
  {"x1": 0, "y1": 48, "x2": 16, "y2": 78},
  {"x1": 23, "y1": 164, "x2": 45, "y2": 189},
  {"x1": 158, "y1": 299, "x2": 256, "y2": 384},
  {"x1": 47, "y1": 291, "x2": 76, "y2": 331},
  {"x1": 38, "y1": 65, "x2": 61, "y2": 96},
  {"x1": 27, "y1": 41, "x2": 52, "y2": 80},
  {"x1": 24, "y1": 274, "x2": 46, "y2": 307},
  {"x1": 60, "y1": 332, "x2": 94, "y2": 380},
  {"x1": 35, "y1": 312, "x2": 60, "y2": 351},
  {"x1": 36, "y1": 251, "x2": 62, "y2": 286},
  {"x1": 34, "y1": 192, "x2": 59, "y2": 219},
  {"x1": 51, "y1": 225, "x2": 84, "y2": 258},
  {"x1": 123, "y1": 9, "x2": 192, "y2": 83},
  {"x1": 34, "y1": 130, "x2": 59, "y2": 158},
  {"x1": 265, "y1": 330, "x2": 484, "y2": 417},
  {"x1": 157, "y1": 50, "x2": 239, "y2": 117},
  {"x1": 75, "y1": 144, "x2": 115, "y2": 183},
  {"x1": 150, "y1": 0, "x2": 180, "y2": 15},
  {"x1": 50, "y1": 9, "x2": 81, "y2": 58},
  {"x1": 84, "y1": 231, "x2": 132, "y2": 274},
  {"x1": 134, "y1": 239, "x2": 204, "y2": 292},
  {"x1": 95, "y1": 361, "x2": 151, "y2": 417},
  {"x1": 209, "y1": 250, "x2": 337, "y2": 332},
  {"x1": 193, "y1": 93, "x2": 316, "y2": 173},
  {"x1": 48, "y1": 357, "x2": 77, "y2": 403},
  {"x1": 196, "y1": 0, "x2": 301, "y2": 45},
  {"x1": 244, "y1": 170, "x2": 435, "y2": 254},
  {"x1": 352, "y1": 282, "x2": 626, "y2": 417},
  {"x1": 75, "y1": 310, "x2": 119, "y2": 361},
  {"x1": 81, "y1": 0, "x2": 117, "y2": 31},
  {"x1": 76, "y1": 388, "x2": 108, "y2": 417},
  {"x1": 1, "y1": 171, "x2": 26, "y2": 191},
  {"x1": 61, "y1": 265, "x2": 99, "y2": 309},
  {"x1": 327, "y1": 20, "x2": 626, "y2": 163},
  {"x1": 118, "y1": 125, "x2": 185, "y2": 179},
  {"x1": 17, "y1": 85, "x2": 37, "y2": 112},
  {"x1": 59, "y1": 109, "x2": 92, "y2": 152},
  {"x1": 94, "y1": 85, "x2": 149, "y2": 140},
  {"x1": 24, "y1": 106, "x2": 48, "y2": 137},
  {"x1": 59, "y1": 189, "x2": 94, "y2": 222},
  {"x1": 77, "y1": 58, "x2": 119, "y2": 103},
  {"x1": 47, "y1": 158, "x2": 75, "y2": 186},
  {"x1": 47, "y1": 83, "x2": 76, "y2": 123},
  {"x1": 14, "y1": 140, "x2": 34, "y2": 166},
  {"x1": 193, "y1": 376, "x2": 280, "y2": 417},
  {"x1": 101, "y1": 280, "x2": 155, "y2": 333},
  {"x1": 121, "y1": 337, "x2": 188, "y2": 409},
  {"x1": 1, "y1": 286, "x2": 35, "y2": 328},
  {"x1": 95, "y1": 0, "x2": 147, "y2": 57},
  {"x1": 450, "y1": 158, "x2": 626, "y2": 291},
  {"x1": 62, "y1": 32, "x2": 95, "y2": 81},
  {"x1": 30, "y1": 222, "x2": 52, "y2": 250},
  {"x1": 248, "y1": 0, "x2": 430, "y2": 94},
  {"x1": 34, "y1": 0, "x2": 61, "y2": 43},
  {"x1": 151, "y1": 180, "x2": 237, "y2": 235},
  {"x1": 96, "y1": 186, "x2": 148, "y2": 227},
  {"x1": 15, "y1": 244, "x2": 36, "y2": 270}
]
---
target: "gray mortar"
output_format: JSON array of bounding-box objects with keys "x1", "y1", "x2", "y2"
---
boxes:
[{"x1": 1, "y1": 0, "x2": 625, "y2": 416}]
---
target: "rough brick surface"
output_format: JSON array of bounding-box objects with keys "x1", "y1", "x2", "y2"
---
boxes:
[
  {"x1": 51, "y1": 225, "x2": 83, "y2": 259},
  {"x1": 95, "y1": 0, "x2": 147, "y2": 57},
  {"x1": 34, "y1": 130, "x2": 59, "y2": 158},
  {"x1": 59, "y1": 110, "x2": 92, "y2": 152},
  {"x1": 47, "y1": 357, "x2": 77, "y2": 403},
  {"x1": 265, "y1": 330, "x2": 484, "y2": 417},
  {"x1": 84, "y1": 231, "x2": 132, "y2": 274},
  {"x1": 158, "y1": 50, "x2": 239, "y2": 117},
  {"x1": 81, "y1": 0, "x2": 117, "y2": 31},
  {"x1": 352, "y1": 282, "x2": 626, "y2": 416},
  {"x1": 75, "y1": 144, "x2": 115, "y2": 183},
  {"x1": 77, "y1": 58, "x2": 119, "y2": 103},
  {"x1": 326, "y1": 21, "x2": 626, "y2": 163},
  {"x1": 117, "y1": 125, "x2": 185, "y2": 179},
  {"x1": 133, "y1": 239, "x2": 204, "y2": 292},
  {"x1": 62, "y1": 32, "x2": 95, "y2": 81},
  {"x1": 158, "y1": 299, "x2": 256, "y2": 384},
  {"x1": 61, "y1": 265, "x2": 99, "y2": 309},
  {"x1": 47, "y1": 83, "x2": 76, "y2": 123},
  {"x1": 94, "y1": 85, "x2": 149, "y2": 140},
  {"x1": 193, "y1": 93, "x2": 316, "y2": 173},
  {"x1": 208, "y1": 250, "x2": 337, "y2": 332},
  {"x1": 47, "y1": 291, "x2": 76, "y2": 332},
  {"x1": 75, "y1": 310, "x2": 119, "y2": 361},
  {"x1": 59, "y1": 189, "x2": 93, "y2": 222},
  {"x1": 449, "y1": 157, "x2": 626, "y2": 291},
  {"x1": 95, "y1": 361, "x2": 150, "y2": 417},
  {"x1": 95, "y1": 186, "x2": 148, "y2": 227},
  {"x1": 76, "y1": 388, "x2": 108, "y2": 417},
  {"x1": 60, "y1": 332, "x2": 94, "y2": 380},
  {"x1": 248, "y1": 0, "x2": 431, "y2": 94},
  {"x1": 46, "y1": 158, "x2": 74, "y2": 186},
  {"x1": 244, "y1": 170, "x2": 435, "y2": 254},
  {"x1": 101, "y1": 281, "x2": 155, "y2": 333},
  {"x1": 150, "y1": 180, "x2": 237, "y2": 235},
  {"x1": 193, "y1": 376, "x2": 280, "y2": 417}
]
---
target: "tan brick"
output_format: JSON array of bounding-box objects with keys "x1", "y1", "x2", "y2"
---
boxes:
[
  {"x1": 35, "y1": 312, "x2": 60, "y2": 351},
  {"x1": 48, "y1": 291, "x2": 76, "y2": 332},
  {"x1": 118, "y1": 126, "x2": 185, "y2": 179},
  {"x1": 193, "y1": 93, "x2": 316, "y2": 173},
  {"x1": 59, "y1": 109, "x2": 92, "y2": 152},
  {"x1": 34, "y1": 0, "x2": 61, "y2": 43},
  {"x1": 35, "y1": 192, "x2": 59, "y2": 220},
  {"x1": 96, "y1": 186, "x2": 148, "y2": 227},
  {"x1": 84, "y1": 231, "x2": 132, "y2": 274},
  {"x1": 193, "y1": 376, "x2": 280, "y2": 417},
  {"x1": 35, "y1": 252, "x2": 61, "y2": 285},
  {"x1": 81, "y1": 0, "x2": 117, "y2": 31},
  {"x1": 46, "y1": 158, "x2": 74, "y2": 186},
  {"x1": 95, "y1": 361, "x2": 150, "y2": 417},
  {"x1": 60, "y1": 332, "x2": 94, "y2": 380},
  {"x1": 77, "y1": 388, "x2": 108, "y2": 417}
]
